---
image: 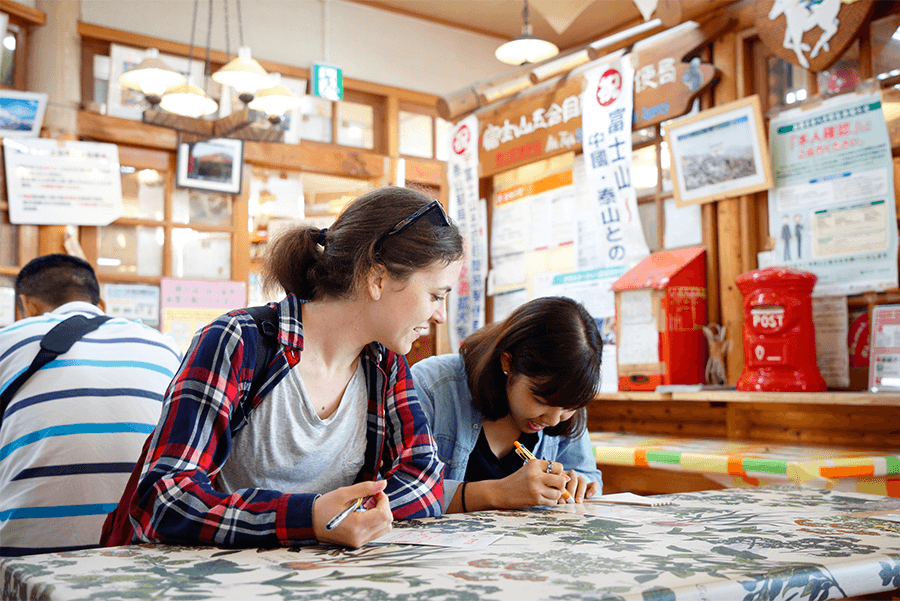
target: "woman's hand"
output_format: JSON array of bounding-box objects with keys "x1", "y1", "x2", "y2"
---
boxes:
[
  {"x1": 493, "y1": 459, "x2": 570, "y2": 509},
  {"x1": 312, "y1": 480, "x2": 392, "y2": 548},
  {"x1": 561, "y1": 469, "x2": 600, "y2": 504}
]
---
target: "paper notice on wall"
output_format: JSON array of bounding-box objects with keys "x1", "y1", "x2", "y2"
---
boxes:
[
  {"x1": 493, "y1": 288, "x2": 528, "y2": 323},
  {"x1": 617, "y1": 289, "x2": 659, "y2": 366},
  {"x1": 492, "y1": 251, "x2": 527, "y2": 288},
  {"x1": 812, "y1": 296, "x2": 849, "y2": 389}
]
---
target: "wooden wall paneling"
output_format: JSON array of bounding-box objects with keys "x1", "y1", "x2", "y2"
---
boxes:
[
  {"x1": 78, "y1": 111, "x2": 178, "y2": 151},
  {"x1": 243, "y1": 141, "x2": 385, "y2": 179},
  {"x1": 702, "y1": 202, "x2": 720, "y2": 325},
  {"x1": 733, "y1": 403, "x2": 900, "y2": 448},
  {"x1": 587, "y1": 400, "x2": 729, "y2": 438},
  {"x1": 38, "y1": 226, "x2": 66, "y2": 256},
  {"x1": 1, "y1": 0, "x2": 46, "y2": 26},
  {"x1": 18, "y1": 224, "x2": 38, "y2": 265},
  {"x1": 79, "y1": 226, "x2": 98, "y2": 266},
  {"x1": 712, "y1": 31, "x2": 745, "y2": 384},
  {"x1": 232, "y1": 169, "x2": 250, "y2": 285},
  {"x1": 600, "y1": 465, "x2": 726, "y2": 496}
]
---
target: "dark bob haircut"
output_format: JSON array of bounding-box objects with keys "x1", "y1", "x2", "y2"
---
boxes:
[
  {"x1": 460, "y1": 296, "x2": 603, "y2": 439},
  {"x1": 264, "y1": 186, "x2": 463, "y2": 300}
]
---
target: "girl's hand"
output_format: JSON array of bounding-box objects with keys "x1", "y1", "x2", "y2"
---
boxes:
[
  {"x1": 561, "y1": 469, "x2": 600, "y2": 504},
  {"x1": 312, "y1": 480, "x2": 392, "y2": 548},
  {"x1": 495, "y1": 459, "x2": 570, "y2": 508}
]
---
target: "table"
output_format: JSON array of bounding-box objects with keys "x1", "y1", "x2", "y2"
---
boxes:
[
  {"x1": 4, "y1": 487, "x2": 900, "y2": 600},
  {"x1": 592, "y1": 431, "x2": 900, "y2": 496}
]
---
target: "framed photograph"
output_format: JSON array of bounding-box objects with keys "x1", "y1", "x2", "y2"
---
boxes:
[
  {"x1": 665, "y1": 95, "x2": 773, "y2": 207},
  {"x1": 0, "y1": 90, "x2": 48, "y2": 138},
  {"x1": 176, "y1": 138, "x2": 244, "y2": 195},
  {"x1": 108, "y1": 44, "x2": 205, "y2": 120}
]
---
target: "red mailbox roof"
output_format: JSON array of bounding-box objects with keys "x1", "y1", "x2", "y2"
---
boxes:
[
  {"x1": 735, "y1": 266, "x2": 817, "y2": 294},
  {"x1": 611, "y1": 246, "x2": 705, "y2": 291}
]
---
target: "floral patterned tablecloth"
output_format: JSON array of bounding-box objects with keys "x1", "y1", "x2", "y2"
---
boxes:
[
  {"x1": 592, "y1": 432, "x2": 900, "y2": 496},
  {"x1": 5, "y1": 487, "x2": 900, "y2": 601}
]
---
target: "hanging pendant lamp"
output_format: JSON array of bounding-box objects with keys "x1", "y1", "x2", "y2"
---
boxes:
[
  {"x1": 495, "y1": 0, "x2": 559, "y2": 66},
  {"x1": 248, "y1": 73, "x2": 302, "y2": 124},
  {"x1": 118, "y1": 48, "x2": 186, "y2": 106}
]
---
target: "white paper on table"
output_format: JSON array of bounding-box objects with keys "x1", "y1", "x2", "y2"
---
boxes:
[
  {"x1": 547, "y1": 502, "x2": 662, "y2": 522},
  {"x1": 371, "y1": 530, "x2": 503, "y2": 550},
  {"x1": 587, "y1": 492, "x2": 672, "y2": 506},
  {"x1": 868, "y1": 513, "x2": 900, "y2": 524}
]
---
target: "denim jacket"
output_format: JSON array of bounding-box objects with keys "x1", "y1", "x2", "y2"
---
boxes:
[{"x1": 411, "y1": 353, "x2": 602, "y2": 508}]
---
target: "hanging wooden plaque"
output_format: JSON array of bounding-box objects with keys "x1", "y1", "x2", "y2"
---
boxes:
[{"x1": 754, "y1": 0, "x2": 875, "y2": 72}]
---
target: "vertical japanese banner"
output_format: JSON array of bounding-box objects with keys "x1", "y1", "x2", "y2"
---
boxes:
[
  {"x1": 581, "y1": 55, "x2": 650, "y2": 269},
  {"x1": 447, "y1": 115, "x2": 487, "y2": 351}
]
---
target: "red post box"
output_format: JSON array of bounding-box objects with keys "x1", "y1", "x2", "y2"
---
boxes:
[{"x1": 736, "y1": 266, "x2": 826, "y2": 392}]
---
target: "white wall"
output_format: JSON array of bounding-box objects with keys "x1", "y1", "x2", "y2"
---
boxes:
[{"x1": 79, "y1": 0, "x2": 513, "y2": 97}]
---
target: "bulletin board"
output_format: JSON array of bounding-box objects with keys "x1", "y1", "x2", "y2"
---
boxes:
[{"x1": 490, "y1": 153, "x2": 578, "y2": 322}]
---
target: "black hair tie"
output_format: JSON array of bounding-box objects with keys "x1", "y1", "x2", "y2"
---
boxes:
[{"x1": 317, "y1": 228, "x2": 328, "y2": 247}]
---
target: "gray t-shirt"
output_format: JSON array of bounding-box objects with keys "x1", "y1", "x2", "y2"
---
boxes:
[{"x1": 216, "y1": 361, "x2": 367, "y2": 495}]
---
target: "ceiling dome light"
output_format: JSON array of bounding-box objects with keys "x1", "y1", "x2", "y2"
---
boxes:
[
  {"x1": 495, "y1": 0, "x2": 558, "y2": 66},
  {"x1": 118, "y1": 48, "x2": 186, "y2": 105}
]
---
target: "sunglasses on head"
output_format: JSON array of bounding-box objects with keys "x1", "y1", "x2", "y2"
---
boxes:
[{"x1": 373, "y1": 200, "x2": 451, "y2": 254}]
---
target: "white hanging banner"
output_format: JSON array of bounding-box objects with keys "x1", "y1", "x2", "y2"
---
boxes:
[
  {"x1": 447, "y1": 115, "x2": 486, "y2": 351},
  {"x1": 580, "y1": 55, "x2": 650, "y2": 268}
]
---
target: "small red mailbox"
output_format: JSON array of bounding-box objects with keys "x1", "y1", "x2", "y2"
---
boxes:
[
  {"x1": 612, "y1": 247, "x2": 707, "y2": 391},
  {"x1": 736, "y1": 266, "x2": 826, "y2": 392}
]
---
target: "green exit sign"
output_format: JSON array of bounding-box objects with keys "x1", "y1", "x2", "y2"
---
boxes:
[{"x1": 312, "y1": 63, "x2": 343, "y2": 101}]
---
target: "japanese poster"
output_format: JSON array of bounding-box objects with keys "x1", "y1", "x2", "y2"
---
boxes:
[
  {"x1": 580, "y1": 55, "x2": 650, "y2": 270},
  {"x1": 103, "y1": 283, "x2": 160, "y2": 327},
  {"x1": 447, "y1": 115, "x2": 487, "y2": 351},
  {"x1": 3, "y1": 138, "x2": 123, "y2": 225},
  {"x1": 768, "y1": 89, "x2": 897, "y2": 296},
  {"x1": 160, "y1": 278, "x2": 247, "y2": 353}
]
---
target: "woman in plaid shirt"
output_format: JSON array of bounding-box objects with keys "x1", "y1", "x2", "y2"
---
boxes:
[{"x1": 123, "y1": 187, "x2": 463, "y2": 549}]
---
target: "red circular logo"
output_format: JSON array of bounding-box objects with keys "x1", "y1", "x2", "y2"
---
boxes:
[
  {"x1": 452, "y1": 125, "x2": 471, "y2": 155},
  {"x1": 596, "y1": 69, "x2": 622, "y2": 107}
]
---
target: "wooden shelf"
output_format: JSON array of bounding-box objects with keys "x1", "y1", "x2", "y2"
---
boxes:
[{"x1": 594, "y1": 390, "x2": 900, "y2": 406}]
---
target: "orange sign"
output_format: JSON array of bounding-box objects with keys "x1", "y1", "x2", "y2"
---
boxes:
[{"x1": 478, "y1": 77, "x2": 584, "y2": 178}]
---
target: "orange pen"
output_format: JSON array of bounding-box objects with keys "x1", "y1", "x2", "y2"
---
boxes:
[{"x1": 513, "y1": 441, "x2": 571, "y2": 500}]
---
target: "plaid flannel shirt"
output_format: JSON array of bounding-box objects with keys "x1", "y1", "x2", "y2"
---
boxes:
[{"x1": 130, "y1": 295, "x2": 443, "y2": 547}]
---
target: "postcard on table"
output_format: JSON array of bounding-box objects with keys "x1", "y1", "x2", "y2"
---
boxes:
[{"x1": 372, "y1": 531, "x2": 503, "y2": 550}]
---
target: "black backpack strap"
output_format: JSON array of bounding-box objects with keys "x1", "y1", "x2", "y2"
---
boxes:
[
  {"x1": 0, "y1": 314, "x2": 112, "y2": 430},
  {"x1": 234, "y1": 305, "x2": 279, "y2": 429}
]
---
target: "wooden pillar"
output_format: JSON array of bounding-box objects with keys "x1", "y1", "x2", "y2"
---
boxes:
[
  {"x1": 28, "y1": 0, "x2": 81, "y2": 256},
  {"x1": 713, "y1": 31, "x2": 746, "y2": 384}
]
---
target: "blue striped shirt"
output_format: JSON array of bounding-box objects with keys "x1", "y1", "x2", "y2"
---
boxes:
[{"x1": 0, "y1": 301, "x2": 182, "y2": 556}]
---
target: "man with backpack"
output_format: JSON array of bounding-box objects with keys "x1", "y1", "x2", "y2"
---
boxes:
[{"x1": 0, "y1": 254, "x2": 182, "y2": 556}]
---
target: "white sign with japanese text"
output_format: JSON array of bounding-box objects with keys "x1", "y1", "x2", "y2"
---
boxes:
[
  {"x1": 580, "y1": 55, "x2": 650, "y2": 270},
  {"x1": 447, "y1": 115, "x2": 486, "y2": 350},
  {"x1": 4, "y1": 138, "x2": 123, "y2": 225}
]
